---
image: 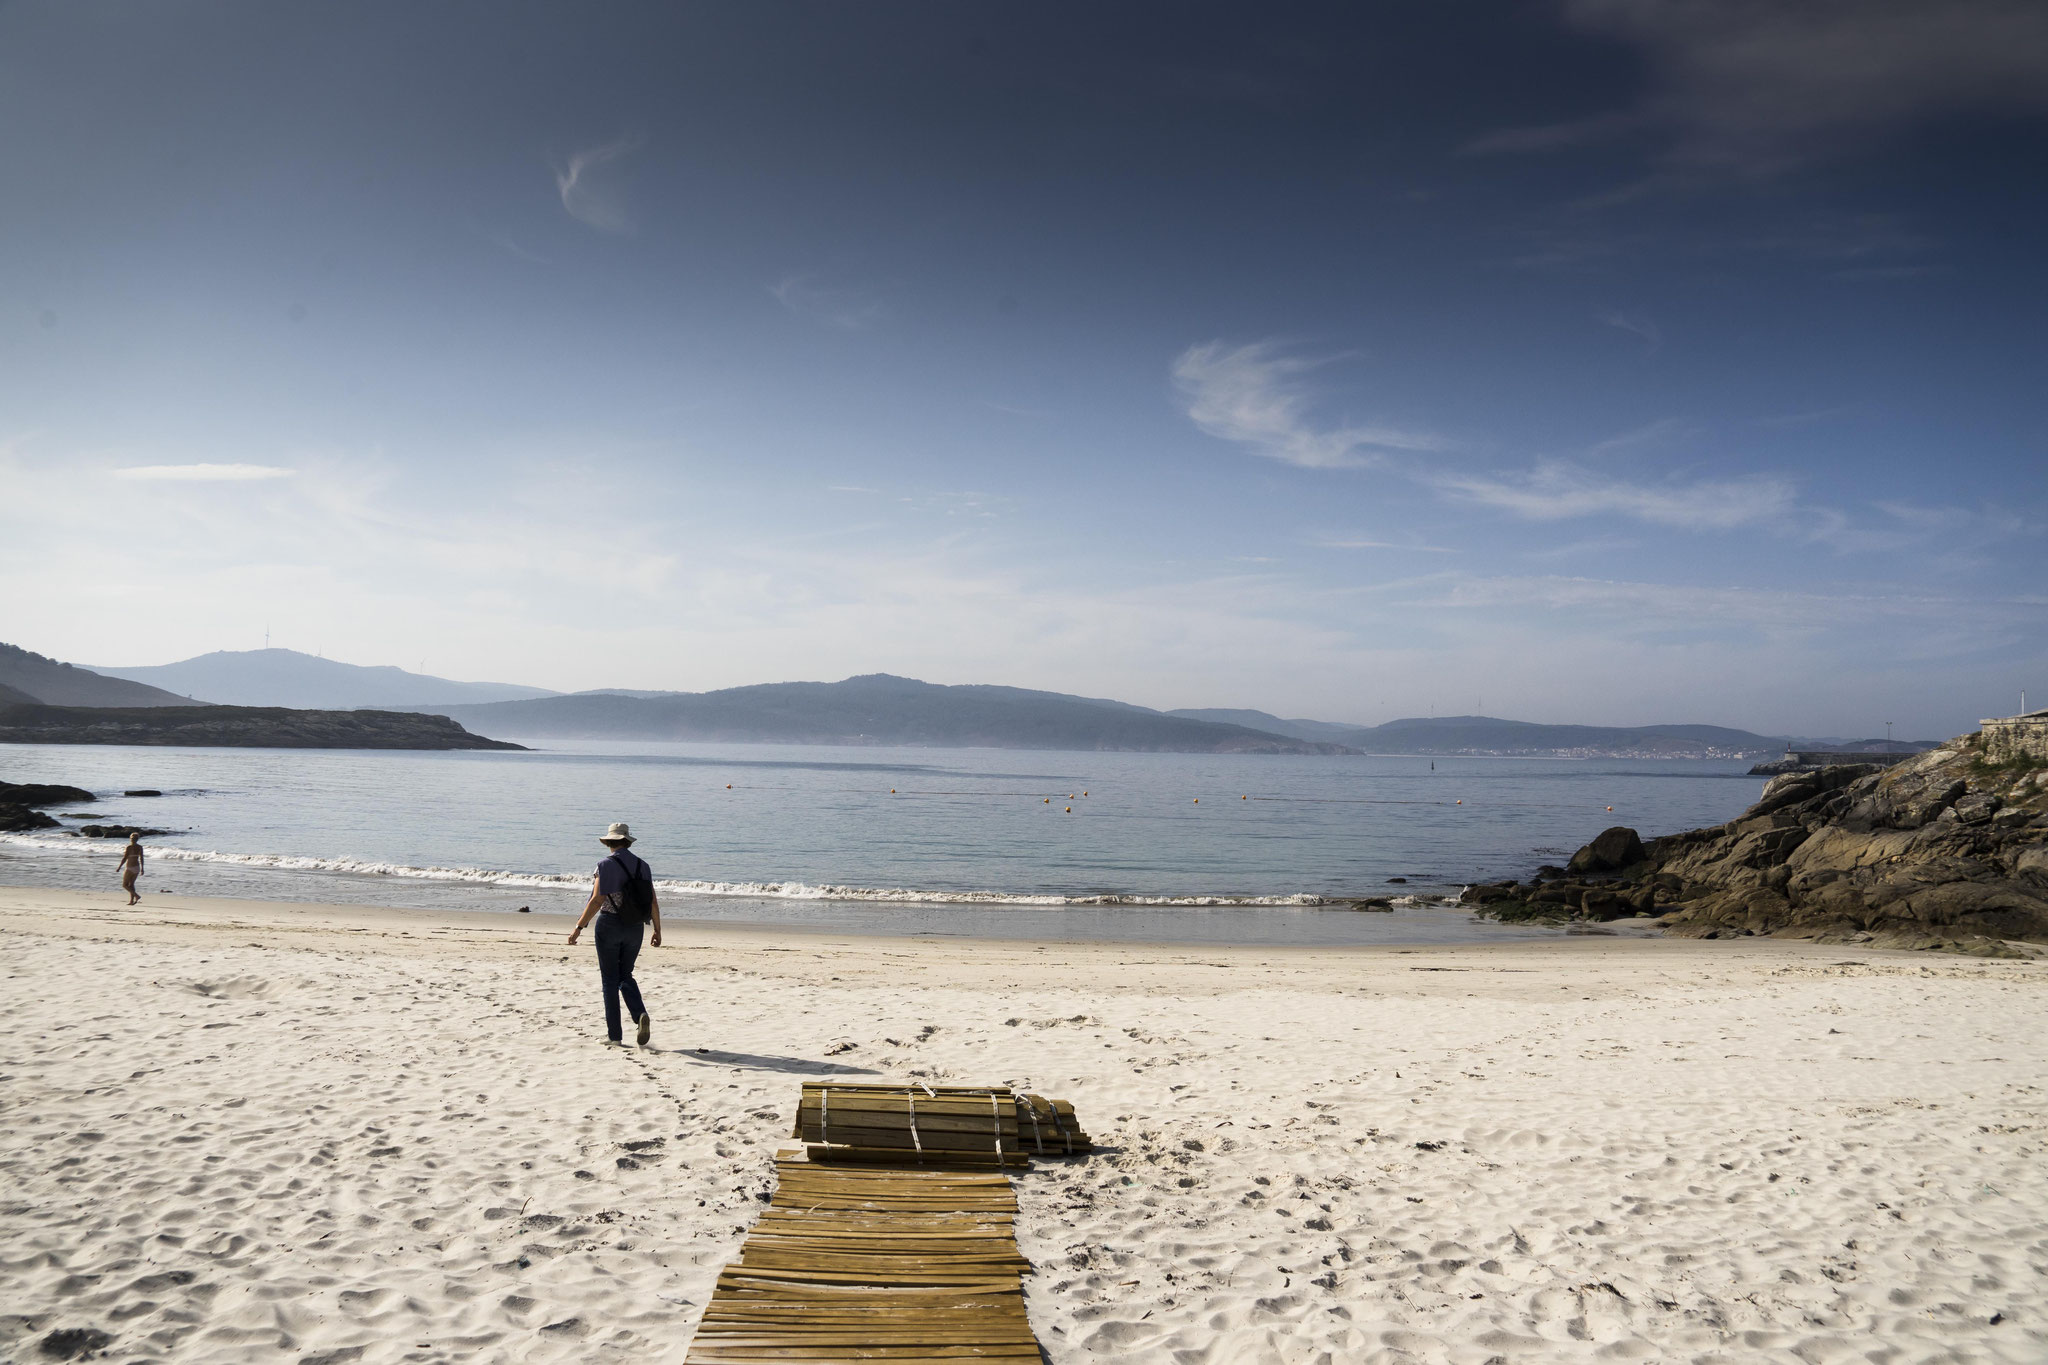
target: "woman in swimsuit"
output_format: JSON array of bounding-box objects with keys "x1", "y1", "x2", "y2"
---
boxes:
[{"x1": 117, "y1": 832, "x2": 143, "y2": 905}]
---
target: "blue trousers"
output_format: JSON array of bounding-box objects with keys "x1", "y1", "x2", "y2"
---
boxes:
[{"x1": 594, "y1": 912, "x2": 647, "y2": 1042}]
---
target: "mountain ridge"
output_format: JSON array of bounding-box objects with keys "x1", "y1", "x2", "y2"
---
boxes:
[
  {"x1": 411, "y1": 674, "x2": 1348, "y2": 754},
  {"x1": 6, "y1": 643, "x2": 1939, "y2": 758},
  {"x1": 89, "y1": 648, "x2": 561, "y2": 710},
  {"x1": 0, "y1": 643, "x2": 198, "y2": 708}
]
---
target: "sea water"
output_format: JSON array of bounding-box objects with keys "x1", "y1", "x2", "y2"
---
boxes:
[{"x1": 0, "y1": 740, "x2": 1765, "y2": 945}]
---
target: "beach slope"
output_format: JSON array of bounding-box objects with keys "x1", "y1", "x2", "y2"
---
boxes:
[{"x1": 0, "y1": 888, "x2": 2040, "y2": 1363}]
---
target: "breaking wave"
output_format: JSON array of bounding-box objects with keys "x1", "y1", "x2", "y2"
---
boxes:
[{"x1": 0, "y1": 833, "x2": 1327, "y2": 908}]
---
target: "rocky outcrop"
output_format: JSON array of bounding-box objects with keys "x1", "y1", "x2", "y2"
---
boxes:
[
  {"x1": 1567, "y1": 826, "x2": 1644, "y2": 874},
  {"x1": 0, "y1": 704, "x2": 523, "y2": 750},
  {"x1": 0, "y1": 804, "x2": 59, "y2": 832},
  {"x1": 1463, "y1": 732, "x2": 2048, "y2": 953},
  {"x1": 0, "y1": 781, "x2": 96, "y2": 833},
  {"x1": 0, "y1": 781, "x2": 96, "y2": 806}
]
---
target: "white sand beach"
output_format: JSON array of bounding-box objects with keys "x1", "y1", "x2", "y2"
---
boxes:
[{"x1": 2, "y1": 887, "x2": 2042, "y2": 1364}]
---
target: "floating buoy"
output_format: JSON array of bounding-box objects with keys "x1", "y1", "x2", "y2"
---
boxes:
[
  {"x1": 1083, "y1": 791, "x2": 1088, "y2": 796},
  {"x1": 1241, "y1": 794, "x2": 1247, "y2": 800},
  {"x1": 1044, "y1": 797, "x2": 1050, "y2": 803},
  {"x1": 1193, "y1": 798, "x2": 1199, "y2": 804},
  {"x1": 891, "y1": 788, "x2": 897, "y2": 794},
  {"x1": 725, "y1": 784, "x2": 731, "y2": 789},
  {"x1": 1455, "y1": 799, "x2": 1463, "y2": 805},
  {"x1": 1606, "y1": 805, "x2": 1613, "y2": 811},
  {"x1": 1065, "y1": 806, "x2": 1072, "y2": 813}
]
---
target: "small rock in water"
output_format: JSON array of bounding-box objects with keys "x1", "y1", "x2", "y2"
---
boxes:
[
  {"x1": 1386, "y1": 877, "x2": 1408, "y2": 884},
  {"x1": 517, "y1": 905, "x2": 531, "y2": 913},
  {"x1": 124, "y1": 789, "x2": 163, "y2": 797}
]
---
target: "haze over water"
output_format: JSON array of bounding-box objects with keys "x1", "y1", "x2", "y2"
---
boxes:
[{"x1": 0, "y1": 741, "x2": 1764, "y2": 945}]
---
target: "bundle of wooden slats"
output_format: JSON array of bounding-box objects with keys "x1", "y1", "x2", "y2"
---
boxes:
[
  {"x1": 1011, "y1": 1092, "x2": 1091, "y2": 1157},
  {"x1": 794, "y1": 1083, "x2": 1025, "y2": 1168},
  {"x1": 684, "y1": 1157, "x2": 1041, "y2": 1362},
  {"x1": 792, "y1": 1082, "x2": 1091, "y2": 1168}
]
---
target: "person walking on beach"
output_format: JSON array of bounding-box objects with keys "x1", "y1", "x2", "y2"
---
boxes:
[
  {"x1": 116, "y1": 832, "x2": 144, "y2": 905},
  {"x1": 567, "y1": 822, "x2": 662, "y2": 1046}
]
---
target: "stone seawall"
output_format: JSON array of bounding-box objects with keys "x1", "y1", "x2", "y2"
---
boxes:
[{"x1": 1981, "y1": 713, "x2": 2048, "y2": 765}]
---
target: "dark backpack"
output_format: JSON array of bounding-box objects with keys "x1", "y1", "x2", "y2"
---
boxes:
[{"x1": 609, "y1": 851, "x2": 655, "y2": 924}]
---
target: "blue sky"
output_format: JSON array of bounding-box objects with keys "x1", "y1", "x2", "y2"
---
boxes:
[{"x1": 3, "y1": 2, "x2": 2044, "y2": 737}]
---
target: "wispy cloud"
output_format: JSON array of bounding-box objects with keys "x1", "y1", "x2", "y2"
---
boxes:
[
  {"x1": 1172, "y1": 340, "x2": 1445, "y2": 470},
  {"x1": 1418, "y1": 571, "x2": 2048, "y2": 662},
  {"x1": 1753, "y1": 406, "x2": 1854, "y2": 429},
  {"x1": 1478, "y1": 1, "x2": 2048, "y2": 182},
  {"x1": 1598, "y1": 310, "x2": 1661, "y2": 352},
  {"x1": 1585, "y1": 417, "x2": 1695, "y2": 459},
  {"x1": 112, "y1": 463, "x2": 295, "y2": 482},
  {"x1": 1435, "y1": 459, "x2": 1796, "y2": 530},
  {"x1": 1313, "y1": 537, "x2": 1457, "y2": 554},
  {"x1": 1803, "y1": 500, "x2": 1993, "y2": 554},
  {"x1": 769, "y1": 275, "x2": 887, "y2": 331},
  {"x1": 1522, "y1": 533, "x2": 1645, "y2": 561},
  {"x1": 1463, "y1": 109, "x2": 1644, "y2": 157},
  {"x1": 490, "y1": 232, "x2": 551, "y2": 265},
  {"x1": 553, "y1": 135, "x2": 640, "y2": 234},
  {"x1": 897, "y1": 491, "x2": 1000, "y2": 519}
]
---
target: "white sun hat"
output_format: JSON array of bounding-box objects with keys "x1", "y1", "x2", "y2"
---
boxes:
[{"x1": 601, "y1": 822, "x2": 634, "y2": 845}]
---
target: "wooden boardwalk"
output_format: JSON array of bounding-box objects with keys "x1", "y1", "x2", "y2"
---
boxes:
[{"x1": 684, "y1": 1156, "x2": 1042, "y2": 1362}]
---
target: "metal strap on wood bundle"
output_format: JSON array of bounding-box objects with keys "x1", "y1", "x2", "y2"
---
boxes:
[{"x1": 1011, "y1": 1092, "x2": 1090, "y2": 1155}]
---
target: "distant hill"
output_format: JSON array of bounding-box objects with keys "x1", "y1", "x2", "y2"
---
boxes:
[
  {"x1": 0, "y1": 643, "x2": 199, "y2": 708},
  {"x1": 1330, "y1": 715, "x2": 1782, "y2": 758},
  {"x1": 573, "y1": 688, "x2": 692, "y2": 700},
  {"x1": 414, "y1": 674, "x2": 1349, "y2": 753},
  {"x1": 0, "y1": 702, "x2": 524, "y2": 750},
  {"x1": 88, "y1": 648, "x2": 561, "y2": 710},
  {"x1": 1167, "y1": 708, "x2": 1367, "y2": 745}
]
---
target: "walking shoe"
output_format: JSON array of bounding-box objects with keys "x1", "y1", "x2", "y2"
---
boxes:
[{"x1": 636, "y1": 1012, "x2": 652, "y2": 1047}]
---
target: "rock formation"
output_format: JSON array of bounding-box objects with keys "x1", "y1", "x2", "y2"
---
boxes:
[
  {"x1": 0, "y1": 780, "x2": 95, "y2": 834},
  {"x1": 0, "y1": 781, "x2": 96, "y2": 807},
  {"x1": 0, "y1": 704, "x2": 523, "y2": 750},
  {"x1": 0, "y1": 804, "x2": 59, "y2": 832},
  {"x1": 1463, "y1": 731, "x2": 2048, "y2": 953}
]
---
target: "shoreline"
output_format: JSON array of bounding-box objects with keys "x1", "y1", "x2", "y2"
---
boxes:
[
  {"x1": 1, "y1": 883, "x2": 1632, "y2": 956},
  {"x1": 4, "y1": 884, "x2": 2042, "y2": 1362},
  {"x1": 0, "y1": 845, "x2": 1582, "y2": 949}
]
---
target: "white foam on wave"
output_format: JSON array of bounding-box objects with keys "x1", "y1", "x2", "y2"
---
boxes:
[{"x1": 0, "y1": 832, "x2": 1327, "y2": 908}]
